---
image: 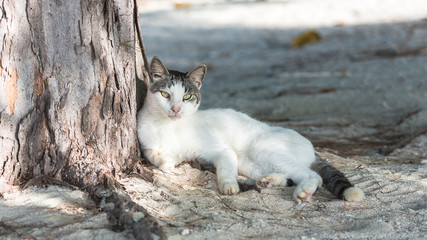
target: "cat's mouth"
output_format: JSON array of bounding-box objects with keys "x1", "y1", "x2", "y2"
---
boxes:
[{"x1": 168, "y1": 114, "x2": 181, "y2": 120}]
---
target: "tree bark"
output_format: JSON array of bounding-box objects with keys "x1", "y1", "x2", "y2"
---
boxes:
[
  {"x1": 1, "y1": 0, "x2": 133, "y2": 188},
  {"x1": 0, "y1": 0, "x2": 159, "y2": 238}
]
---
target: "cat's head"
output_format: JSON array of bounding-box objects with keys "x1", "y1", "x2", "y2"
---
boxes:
[{"x1": 147, "y1": 57, "x2": 207, "y2": 120}]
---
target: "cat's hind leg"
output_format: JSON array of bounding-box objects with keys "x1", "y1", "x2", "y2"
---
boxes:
[
  {"x1": 292, "y1": 170, "x2": 322, "y2": 202},
  {"x1": 256, "y1": 172, "x2": 322, "y2": 202}
]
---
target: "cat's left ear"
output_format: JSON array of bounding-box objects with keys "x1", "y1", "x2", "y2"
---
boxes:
[{"x1": 186, "y1": 64, "x2": 207, "y2": 89}]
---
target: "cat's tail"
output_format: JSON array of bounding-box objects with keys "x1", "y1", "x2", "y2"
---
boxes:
[{"x1": 311, "y1": 155, "x2": 364, "y2": 202}]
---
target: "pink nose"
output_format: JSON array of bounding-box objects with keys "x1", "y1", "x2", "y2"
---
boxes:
[{"x1": 172, "y1": 105, "x2": 181, "y2": 114}]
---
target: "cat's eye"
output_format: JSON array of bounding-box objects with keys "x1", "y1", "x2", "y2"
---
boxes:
[
  {"x1": 160, "y1": 91, "x2": 170, "y2": 98},
  {"x1": 183, "y1": 94, "x2": 192, "y2": 101}
]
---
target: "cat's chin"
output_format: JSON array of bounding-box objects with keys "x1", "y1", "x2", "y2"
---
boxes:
[{"x1": 168, "y1": 115, "x2": 181, "y2": 120}]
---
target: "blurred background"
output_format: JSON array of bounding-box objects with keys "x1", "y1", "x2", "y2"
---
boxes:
[{"x1": 138, "y1": 0, "x2": 427, "y2": 157}]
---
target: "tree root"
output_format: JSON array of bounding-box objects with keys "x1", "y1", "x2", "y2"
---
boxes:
[
  {"x1": 20, "y1": 172, "x2": 165, "y2": 240},
  {"x1": 86, "y1": 173, "x2": 165, "y2": 240},
  {"x1": 21, "y1": 175, "x2": 78, "y2": 190}
]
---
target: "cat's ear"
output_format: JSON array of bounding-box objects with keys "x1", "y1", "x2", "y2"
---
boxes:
[
  {"x1": 186, "y1": 64, "x2": 207, "y2": 89},
  {"x1": 150, "y1": 57, "x2": 169, "y2": 82}
]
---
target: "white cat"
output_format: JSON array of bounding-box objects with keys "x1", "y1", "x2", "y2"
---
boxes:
[{"x1": 137, "y1": 57, "x2": 364, "y2": 202}]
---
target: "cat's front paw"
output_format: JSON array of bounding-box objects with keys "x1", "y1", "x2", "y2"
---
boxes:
[
  {"x1": 159, "y1": 162, "x2": 176, "y2": 172},
  {"x1": 219, "y1": 181, "x2": 240, "y2": 195}
]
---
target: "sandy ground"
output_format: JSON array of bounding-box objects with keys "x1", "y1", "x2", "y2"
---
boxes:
[{"x1": 1, "y1": 0, "x2": 427, "y2": 239}]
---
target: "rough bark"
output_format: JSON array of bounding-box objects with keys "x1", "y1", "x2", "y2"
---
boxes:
[
  {"x1": 0, "y1": 0, "x2": 160, "y2": 238},
  {"x1": 1, "y1": 0, "x2": 131, "y2": 188}
]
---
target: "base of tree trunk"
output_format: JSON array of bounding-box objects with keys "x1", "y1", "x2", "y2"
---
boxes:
[
  {"x1": 22, "y1": 170, "x2": 165, "y2": 240},
  {"x1": 88, "y1": 173, "x2": 164, "y2": 240}
]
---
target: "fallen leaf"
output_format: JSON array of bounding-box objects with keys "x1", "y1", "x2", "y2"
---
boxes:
[
  {"x1": 291, "y1": 30, "x2": 321, "y2": 47},
  {"x1": 174, "y1": 2, "x2": 193, "y2": 9}
]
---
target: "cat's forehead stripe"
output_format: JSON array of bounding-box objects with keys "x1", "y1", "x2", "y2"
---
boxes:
[
  {"x1": 149, "y1": 79, "x2": 168, "y2": 93},
  {"x1": 149, "y1": 72, "x2": 202, "y2": 103}
]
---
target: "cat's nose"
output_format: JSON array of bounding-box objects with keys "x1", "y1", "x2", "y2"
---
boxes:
[{"x1": 172, "y1": 105, "x2": 181, "y2": 114}]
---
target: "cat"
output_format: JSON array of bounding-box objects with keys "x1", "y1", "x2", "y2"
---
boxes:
[{"x1": 137, "y1": 57, "x2": 364, "y2": 202}]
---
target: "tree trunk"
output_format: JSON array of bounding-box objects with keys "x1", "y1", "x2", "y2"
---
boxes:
[
  {"x1": 0, "y1": 0, "x2": 159, "y2": 238},
  {"x1": 1, "y1": 0, "x2": 133, "y2": 185}
]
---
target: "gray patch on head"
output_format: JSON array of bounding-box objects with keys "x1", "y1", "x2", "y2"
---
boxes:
[
  {"x1": 150, "y1": 78, "x2": 169, "y2": 93},
  {"x1": 150, "y1": 70, "x2": 202, "y2": 103}
]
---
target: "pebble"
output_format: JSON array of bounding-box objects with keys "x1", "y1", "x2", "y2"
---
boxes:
[{"x1": 181, "y1": 228, "x2": 190, "y2": 235}]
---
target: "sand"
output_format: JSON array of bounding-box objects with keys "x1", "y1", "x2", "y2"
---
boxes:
[{"x1": 1, "y1": 0, "x2": 426, "y2": 239}]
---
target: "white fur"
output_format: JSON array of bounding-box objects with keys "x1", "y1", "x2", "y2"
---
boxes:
[
  {"x1": 343, "y1": 187, "x2": 365, "y2": 202},
  {"x1": 137, "y1": 82, "x2": 322, "y2": 202}
]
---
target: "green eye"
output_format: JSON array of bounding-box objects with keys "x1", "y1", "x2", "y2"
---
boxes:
[
  {"x1": 183, "y1": 94, "x2": 192, "y2": 101},
  {"x1": 160, "y1": 91, "x2": 170, "y2": 98}
]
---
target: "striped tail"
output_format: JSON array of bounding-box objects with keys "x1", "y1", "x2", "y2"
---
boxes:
[{"x1": 311, "y1": 156, "x2": 364, "y2": 202}]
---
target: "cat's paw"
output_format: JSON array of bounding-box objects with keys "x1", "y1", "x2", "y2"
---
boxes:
[
  {"x1": 293, "y1": 176, "x2": 322, "y2": 202},
  {"x1": 293, "y1": 188, "x2": 314, "y2": 202},
  {"x1": 159, "y1": 162, "x2": 176, "y2": 172},
  {"x1": 219, "y1": 181, "x2": 240, "y2": 195},
  {"x1": 257, "y1": 175, "x2": 282, "y2": 188}
]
